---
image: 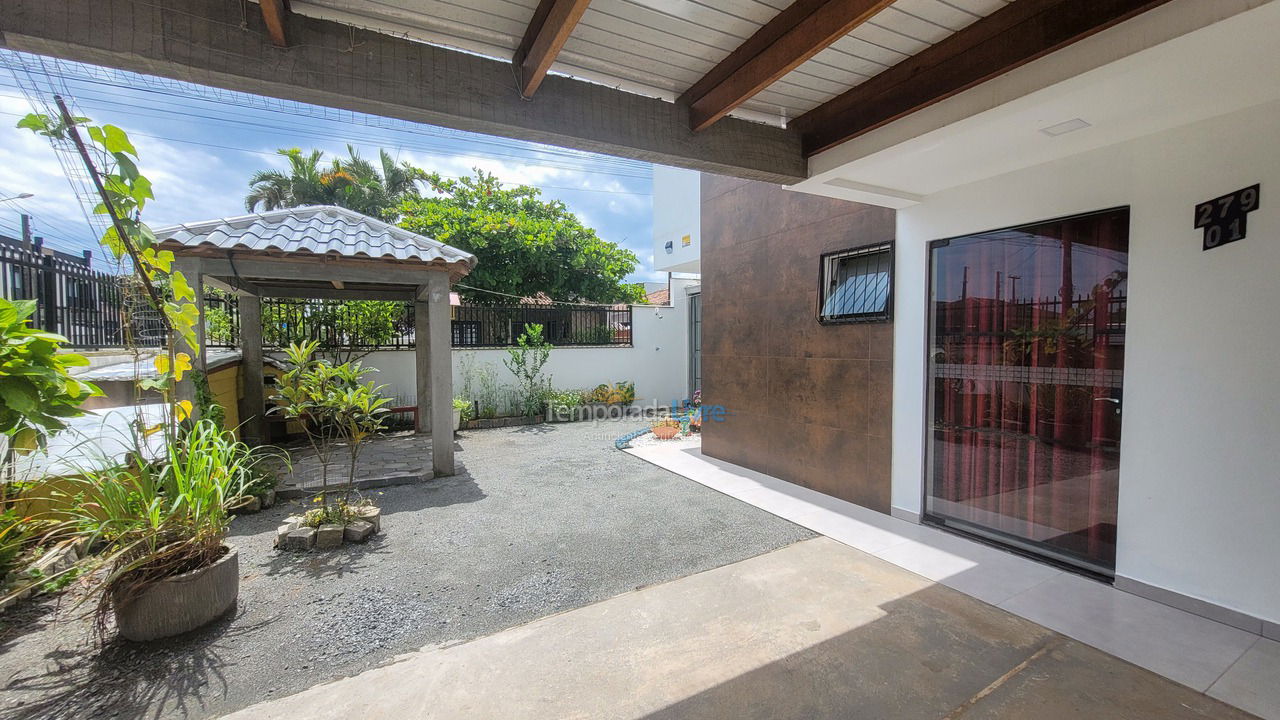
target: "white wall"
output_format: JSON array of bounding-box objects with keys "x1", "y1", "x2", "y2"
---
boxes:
[
  {"x1": 892, "y1": 100, "x2": 1280, "y2": 623},
  {"x1": 353, "y1": 279, "x2": 698, "y2": 409},
  {"x1": 652, "y1": 165, "x2": 701, "y2": 274}
]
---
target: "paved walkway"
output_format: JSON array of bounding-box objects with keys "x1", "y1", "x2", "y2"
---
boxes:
[
  {"x1": 279, "y1": 432, "x2": 432, "y2": 490},
  {"x1": 627, "y1": 443, "x2": 1279, "y2": 719},
  {"x1": 223, "y1": 537, "x2": 1251, "y2": 719}
]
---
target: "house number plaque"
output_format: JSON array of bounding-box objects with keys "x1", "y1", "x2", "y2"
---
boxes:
[{"x1": 1195, "y1": 184, "x2": 1259, "y2": 251}]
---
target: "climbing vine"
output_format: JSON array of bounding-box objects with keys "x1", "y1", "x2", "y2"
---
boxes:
[{"x1": 18, "y1": 105, "x2": 200, "y2": 430}]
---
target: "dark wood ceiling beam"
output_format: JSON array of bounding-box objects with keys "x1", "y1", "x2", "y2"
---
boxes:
[
  {"x1": 683, "y1": 0, "x2": 897, "y2": 131},
  {"x1": 793, "y1": 0, "x2": 1175, "y2": 156},
  {"x1": 514, "y1": 0, "x2": 593, "y2": 98},
  {"x1": 259, "y1": 0, "x2": 289, "y2": 48}
]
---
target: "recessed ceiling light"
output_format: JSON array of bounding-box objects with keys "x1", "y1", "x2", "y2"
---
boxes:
[{"x1": 1040, "y1": 118, "x2": 1092, "y2": 137}]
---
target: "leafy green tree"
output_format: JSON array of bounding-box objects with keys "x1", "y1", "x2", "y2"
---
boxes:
[
  {"x1": 398, "y1": 170, "x2": 647, "y2": 304},
  {"x1": 245, "y1": 146, "x2": 427, "y2": 221}
]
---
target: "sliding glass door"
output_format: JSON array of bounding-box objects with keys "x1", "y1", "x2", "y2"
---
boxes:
[{"x1": 924, "y1": 209, "x2": 1129, "y2": 575}]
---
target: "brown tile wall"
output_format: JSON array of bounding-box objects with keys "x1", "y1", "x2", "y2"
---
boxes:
[{"x1": 700, "y1": 174, "x2": 895, "y2": 513}]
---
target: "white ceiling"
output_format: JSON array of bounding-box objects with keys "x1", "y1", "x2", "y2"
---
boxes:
[
  {"x1": 792, "y1": 0, "x2": 1280, "y2": 207},
  {"x1": 288, "y1": 0, "x2": 1010, "y2": 126}
]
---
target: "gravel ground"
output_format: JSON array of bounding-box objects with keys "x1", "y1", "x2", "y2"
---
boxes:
[{"x1": 0, "y1": 420, "x2": 813, "y2": 720}]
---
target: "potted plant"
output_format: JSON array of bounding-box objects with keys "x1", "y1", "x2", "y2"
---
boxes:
[
  {"x1": 651, "y1": 417, "x2": 682, "y2": 440},
  {"x1": 452, "y1": 396, "x2": 470, "y2": 431},
  {"x1": 8, "y1": 420, "x2": 271, "y2": 641}
]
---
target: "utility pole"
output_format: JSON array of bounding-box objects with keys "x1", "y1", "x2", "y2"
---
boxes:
[{"x1": 20, "y1": 213, "x2": 31, "y2": 252}]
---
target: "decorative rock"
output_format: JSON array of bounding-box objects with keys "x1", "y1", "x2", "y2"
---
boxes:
[
  {"x1": 344, "y1": 521, "x2": 374, "y2": 543},
  {"x1": 29, "y1": 542, "x2": 78, "y2": 577},
  {"x1": 315, "y1": 524, "x2": 344, "y2": 550},
  {"x1": 274, "y1": 525, "x2": 293, "y2": 548},
  {"x1": 232, "y1": 495, "x2": 262, "y2": 514},
  {"x1": 353, "y1": 507, "x2": 381, "y2": 534},
  {"x1": 259, "y1": 489, "x2": 277, "y2": 509},
  {"x1": 282, "y1": 527, "x2": 316, "y2": 552}
]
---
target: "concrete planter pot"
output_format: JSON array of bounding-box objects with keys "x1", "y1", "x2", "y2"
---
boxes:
[
  {"x1": 112, "y1": 545, "x2": 239, "y2": 642},
  {"x1": 453, "y1": 407, "x2": 462, "y2": 432},
  {"x1": 651, "y1": 424, "x2": 681, "y2": 440}
]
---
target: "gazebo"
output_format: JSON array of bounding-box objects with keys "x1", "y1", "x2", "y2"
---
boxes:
[{"x1": 154, "y1": 206, "x2": 476, "y2": 477}]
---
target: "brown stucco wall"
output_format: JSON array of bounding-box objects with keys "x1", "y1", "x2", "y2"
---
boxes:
[{"x1": 700, "y1": 175, "x2": 895, "y2": 513}]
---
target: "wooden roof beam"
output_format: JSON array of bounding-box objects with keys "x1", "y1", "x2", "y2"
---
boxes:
[
  {"x1": 514, "y1": 0, "x2": 593, "y2": 98},
  {"x1": 258, "y1": 0, "x2": 290, "y2": 48},
  {"x1": 793, "y1": 0, "x2": 1175, "y2": 156},
  {"x1": 683, "y1": 0, "x2": 896, "y2": 131}
]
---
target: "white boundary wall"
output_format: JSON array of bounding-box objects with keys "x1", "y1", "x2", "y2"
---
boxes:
[
  {"x1": 892, "y1": 99, "x2": 1280, "y2": 625},
  {"x1": 354, "y1": 278, "x2": 698, "y2": 409}
]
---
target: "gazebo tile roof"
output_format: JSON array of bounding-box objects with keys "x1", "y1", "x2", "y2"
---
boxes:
[{"x1": 154, "y1": 205, "x2": 475, "y2": 268}]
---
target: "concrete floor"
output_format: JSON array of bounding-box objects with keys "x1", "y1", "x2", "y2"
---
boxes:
[
  {"x1": 0, "y1": 421, "x2": 811, "y2": 720},
  {"x1": 224, "y1": 537, "x2": 1253, "y2": 720},
  {"x1": 628, "y1": 442, "x2": 1277, "y2": 718}
]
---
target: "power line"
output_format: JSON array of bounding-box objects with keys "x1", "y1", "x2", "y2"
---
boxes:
[
  {"x1": 0, "y1": 49, "x2": 655, "y2": 177},
  {"x1": 0, "y1": 108, "x2": 653, "y2": 200}
]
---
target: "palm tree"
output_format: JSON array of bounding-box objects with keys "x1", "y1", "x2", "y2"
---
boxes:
[
  {"x1": 244, "y1": 148, "x2": 332, "y2": 212},
  {"x1": 244, "y1": 146, "x2": 427, "y2": 220}
]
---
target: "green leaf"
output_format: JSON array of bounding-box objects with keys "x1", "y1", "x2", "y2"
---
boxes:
[
  {"x1": 114, "y1": 152, "x2": 139, "y2": 181},
  {"x1": 16, "y1": 114, "x2": 53, "y2": 134},
  {"x1": 102, "y1": 125, "x2": 137, "y2": 156},
  {"x1": 0, "y1": 378, "x2": 38, "y2": 413},
  {"x1": 172, "y1": 270, "x2": 197, "y2": 301},
  {"x1": 131, "y1": 175, "x2": 154, "y2": 206},
  {"x1": 8, "y1": 300, "x2": 37, "y2": 325},
  {"x1": 0, "y1": 301, "x2": 16, "y2": 329},
  {"x1": 55, "y1": 352, "x2": 91, "y2": 368},
  {"x1": 101, "y1": 226, "x2": 126, "y2": 258},
  {"x1": 138, "y1": 377, "x2": 169, "y2": 391}
]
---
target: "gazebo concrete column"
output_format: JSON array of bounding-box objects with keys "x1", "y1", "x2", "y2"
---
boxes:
[
  {"x1": 238, "y1": 294, "x2": 266, "y2": 446},
  {"x1": 416, "y1": 271, "x2": 454, "y2": 476}
]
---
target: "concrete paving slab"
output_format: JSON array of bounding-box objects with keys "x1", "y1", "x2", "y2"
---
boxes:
[
  {"x1": 222, "y1": 538, "x2": 1256, "y2": 720},
  {"x1": 1210, "y1": 637, "x2": 1280, "y2": 719}
]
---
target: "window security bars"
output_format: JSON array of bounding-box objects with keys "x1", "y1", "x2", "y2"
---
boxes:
[{"x1": 819, "y1": 242, "x2": 894, "y2": 324}]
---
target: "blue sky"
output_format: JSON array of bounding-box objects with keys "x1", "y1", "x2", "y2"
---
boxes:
[{"x1": 0, "y1": 51, "x2": 663, "y2": 283}]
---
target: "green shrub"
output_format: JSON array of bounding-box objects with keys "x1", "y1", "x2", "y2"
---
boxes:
[
  {"x1": 503, "y1": 324, "x2": 553, "y2": 417},
  {"x1": 588, "y1": 381, "x2": 635, "y2": 405},
  {"x1": 0, "y1": 298, "x2": 101, "y2": 451},
  {"x1": 570, "y1": 325, "x2": 614, "y2": 345}
]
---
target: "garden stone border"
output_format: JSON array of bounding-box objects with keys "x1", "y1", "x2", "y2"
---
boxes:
[{"x1": 275, "y1": 507, "x2": 381, "y2": 552}]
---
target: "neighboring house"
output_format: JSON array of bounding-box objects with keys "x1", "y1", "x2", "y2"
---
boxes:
[
  {"x1": 697, "y1": 1, "x2": 1280, "y2": 644},
  {"x1": 652, "y1": 166, "x2": 703, "y2": 394}
]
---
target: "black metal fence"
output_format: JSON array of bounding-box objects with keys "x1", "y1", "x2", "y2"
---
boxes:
[
  {"x1": 0, "y1": 236, "x2": 138, "y2": 349},
  {"x1": 207, "y1": 297, "x2": 633, "y2": 349},
  {"x1": 2, "y1": 238, "x2": 635, "y2": 350},
  {"x1": 450, "y1": 303, "x2": 632, "y2": 347}
]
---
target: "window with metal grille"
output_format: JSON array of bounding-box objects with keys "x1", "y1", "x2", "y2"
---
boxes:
[
  {"x1": 819, "y1": 242, "x2": 893, "y2": 323},
  {"x1": 452, "y1": 320, "x2": 481, "y2": 346}
]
